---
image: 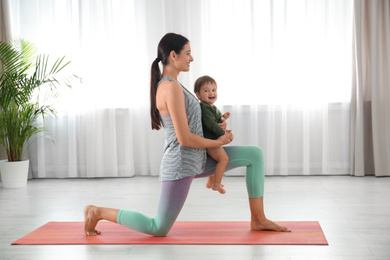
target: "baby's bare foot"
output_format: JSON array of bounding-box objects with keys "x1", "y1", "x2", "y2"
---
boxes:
[
  {"x1": 251, "y1": 218, "x2": 291, "y2": 232},
  {"x1": 206, "y1": 176, "x2": 214, "y2": 189},
  {"x1": 84, "y1": 205, "x2": 101, "y2": 236},
  {"x1": 212, "y1": 183, "x2": 226, "y2": 194}
]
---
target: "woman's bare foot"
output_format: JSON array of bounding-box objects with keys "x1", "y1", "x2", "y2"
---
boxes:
[
  {"x1": 251, "y1": 218, "x2": 291, "y2": 232},
  {"x1": 84, "y1": 205, "x2": 102, "y2": 236},
  {"x1": 206, "y1": 176, "x2": 214, "y2": 189},
  {"x1": 212, "y1": 183, "x2": 226, "y2": 194}
]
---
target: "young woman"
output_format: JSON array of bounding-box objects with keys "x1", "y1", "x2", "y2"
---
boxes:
[{"x1": 84, "y1": 33, "x2": 289, "y2": 236}]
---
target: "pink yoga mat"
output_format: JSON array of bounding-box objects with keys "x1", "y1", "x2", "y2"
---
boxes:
[{"x1": 12, "y1": 221, "x2": 328, "y2": 245}]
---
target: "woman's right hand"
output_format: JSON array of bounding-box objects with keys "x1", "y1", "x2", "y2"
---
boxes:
[{"x1": 218, "y1": 130, "x2": 234, "y2": 145}]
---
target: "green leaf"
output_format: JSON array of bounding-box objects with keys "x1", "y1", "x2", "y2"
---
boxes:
[{"x1": 0, "y1": 38, "x2": 81, "y2": 161}]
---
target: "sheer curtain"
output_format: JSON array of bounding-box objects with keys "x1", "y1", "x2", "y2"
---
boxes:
[
  {"x1": 3, "y1": 0, "x2": 353, "y2": 178},
  {"x1": 0, "y1": 0, "x2": 6, "y2": 43},
  {"x1": 350, "y1": 0, "x2": 390, "y2": 177},
  {"x1": 195, "y1": 0, "x2": 352, "y2": 176},
  {"x1": 0, "y1": 0, "x2": 9, "y2": 185}
]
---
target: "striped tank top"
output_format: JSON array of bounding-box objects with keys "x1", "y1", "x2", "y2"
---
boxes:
[{"x1": 158, "y1": 76, "x2": 207, "y2": 181}]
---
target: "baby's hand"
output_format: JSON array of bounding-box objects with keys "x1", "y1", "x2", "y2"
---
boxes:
[
  {"x1": 217, "y1": 131, "x2": 233, "y2": 145},
  {"x1": 223, "y1": 112, "x2": 230, "y2": 119},
  {"x1": 218, "y1": 117, "x2": 227, "y2": 130}
]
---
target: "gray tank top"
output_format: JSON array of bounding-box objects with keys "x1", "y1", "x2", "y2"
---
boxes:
[{"x1": 158, "y1": 76, "x2": 207, "y2": 181}]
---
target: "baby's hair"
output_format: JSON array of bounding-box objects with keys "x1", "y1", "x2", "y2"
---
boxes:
[{"x1": 194, "y1": 75, "x2": 217, "y2": 93}]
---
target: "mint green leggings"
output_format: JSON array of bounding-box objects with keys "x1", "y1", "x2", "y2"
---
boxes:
[{"x1": 117, "y1": 146, "x2": 264, "y2": 237}]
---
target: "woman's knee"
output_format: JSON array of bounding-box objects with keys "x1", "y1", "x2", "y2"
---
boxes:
[
  {"x1": 246, "y1": 146, "x2": 264, "y2": 162},
  {"x1": 153, "y1": 225, "x2": 170, "y2": 237},
  {"x1": 250, "y1": 145, "x2": 263, "y2": 154}
]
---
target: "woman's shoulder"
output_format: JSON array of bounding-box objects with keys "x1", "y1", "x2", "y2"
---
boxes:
[
  {"x1": 158, "y1": 79, "x2": 182, "y2": 93},
  {"x1": 157, "y1": 79, "x2": 184, "y2": 104},
  {"x1": 159, "y1": 76, "x2": 181, "y2": 89},
  {"x1": 159, "y1": 76, "x2": 179, "y2": 85}
]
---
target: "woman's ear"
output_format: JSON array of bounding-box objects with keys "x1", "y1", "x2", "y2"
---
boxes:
[{"x1": 169, "y1": 50, "x2": 176, "y2": 61}]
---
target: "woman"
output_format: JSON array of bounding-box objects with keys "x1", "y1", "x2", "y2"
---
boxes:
[{"x1": 84, "y1": 33, "x2": 289, "y2": 236}]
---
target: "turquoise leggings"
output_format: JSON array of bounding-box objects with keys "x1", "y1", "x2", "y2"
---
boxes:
[{"x1": 116, "y1": 146, "x2": 264, "y2": 237}]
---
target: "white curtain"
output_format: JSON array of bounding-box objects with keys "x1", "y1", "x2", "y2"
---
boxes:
[
  {"x1": 0, "y1": 0, "x2": 9, "y2": 165},
  {"x1": 3, "y1": 0, "x2": 353, "y2": 177},
  {"x1": 350, "y1": 0, "x2": 390, "y2": 177}
]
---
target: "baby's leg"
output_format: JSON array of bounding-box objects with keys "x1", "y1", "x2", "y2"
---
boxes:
[{"x1": 206, "y1": 147, "x2": 229, "y2": 194}]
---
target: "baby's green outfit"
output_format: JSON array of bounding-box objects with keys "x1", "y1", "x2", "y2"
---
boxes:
[{"x1": 200, "y1": 103, "x2": 225, "y2": 140}]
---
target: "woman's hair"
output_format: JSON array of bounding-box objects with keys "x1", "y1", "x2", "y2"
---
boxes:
[
  {"x1": 194, "y1": 75, "x2": 217, "y2": 93},
  {"x1": 150, "y1": 33, "x2": 190, "y2": 130}
]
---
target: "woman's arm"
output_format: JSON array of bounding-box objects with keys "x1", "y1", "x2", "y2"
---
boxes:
[{"x1": 160, "y1": 81, "x2": 233, "y2": 149}]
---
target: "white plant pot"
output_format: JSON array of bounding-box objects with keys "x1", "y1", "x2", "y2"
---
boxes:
[{"x1": 0, "y1": 160, "x2": 29, "y2": 188}]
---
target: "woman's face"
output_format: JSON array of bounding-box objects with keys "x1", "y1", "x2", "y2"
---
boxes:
[{"x1": 174, "y1": 42, "x2": 193, "y2": 72}]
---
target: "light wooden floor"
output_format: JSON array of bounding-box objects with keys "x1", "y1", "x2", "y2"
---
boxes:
[{"x1": 1, "y1": 175, "x2": 390, "y2": 260}]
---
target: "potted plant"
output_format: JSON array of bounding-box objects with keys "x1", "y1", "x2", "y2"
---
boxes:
[{"x1": 0, "y1": 38, "x2": 79, "y2": 188}]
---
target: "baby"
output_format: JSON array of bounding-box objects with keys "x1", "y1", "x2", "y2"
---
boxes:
[{"x1": 194, "y1": 75, "x2": 230, "y2": 194}]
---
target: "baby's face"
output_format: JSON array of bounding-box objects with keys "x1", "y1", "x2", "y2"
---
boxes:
[{"x1": 196, "y1": 82, "x2": 218, "y2": 106}]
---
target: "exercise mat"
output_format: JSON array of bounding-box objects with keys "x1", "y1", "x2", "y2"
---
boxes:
[{"x1": 12, "y1": 221, "x2": 328, "y2": 245}]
